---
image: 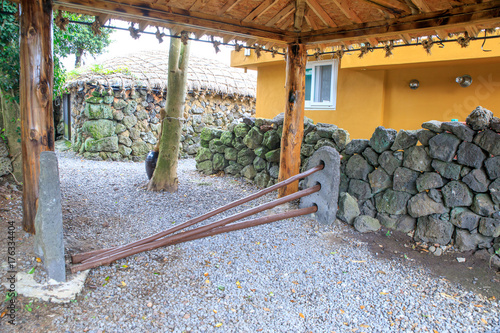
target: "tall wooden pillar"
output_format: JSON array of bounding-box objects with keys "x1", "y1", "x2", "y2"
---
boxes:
[
  {"x1": 19, "y1": 0, "x2": 55, "y2": 234},
  {"x1": 278, "y1": 43, "x2": 307, "y2": 197}
]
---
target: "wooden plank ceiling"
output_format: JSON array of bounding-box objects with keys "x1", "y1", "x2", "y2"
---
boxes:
[{"x1": 51, "y1": 0, "x2": 500, "y2": 49}]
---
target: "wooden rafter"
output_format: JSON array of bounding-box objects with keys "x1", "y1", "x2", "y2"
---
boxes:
[
  {"x1": 408, "y1": 0, "x2": 432, "y2": 13},
  {"x1": 189, "y1": 0, "x2": 210, "y2": 12},
  {"x1": 465, "y1": 25, "x2": 481, "y2": 38},
  {"x1": 332, "y1": 0, "x2": 363, "y2": 23},
  {"x1": 305, "y1": 0, "x2": 337, "y2": 27},
  {"x1": 265, "y1": 2, "x2": 295, "y2": 27},
  {"x1": 243, "y1": 0, "x2": 279, "y2": 22},
  {"x1": 300, "y1": 2, "x2": 500, "y2": 44},
  {"x1": 53, "y1": 0, "x2": 292, "y2": 44},
  {"x1": 97, "y1": 14, "x2": 111, "y2": 26},
  {"x1": 216, "y1": 0, "x2": 244, "y2": 16},
  {"x1": 294, "y1": 0, "x2": 307, "y2": 31}
]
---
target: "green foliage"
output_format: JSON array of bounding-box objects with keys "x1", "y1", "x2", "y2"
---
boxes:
[
  {"x1": 66, "y1": 64, "x2": 131, "y2": 81},
  {"x1": 54, "y1": 11, "x2": 112, "y2": 70},
  {"x1": 0, "y1": 2, "x2": 20, "y2": 96},
  {"x1": 0, "y1": 2, "x2": 112, "y2": 99}
]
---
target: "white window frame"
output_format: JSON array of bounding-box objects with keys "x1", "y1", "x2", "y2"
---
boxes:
[{"x1": 304, "y1": 58, "x2": 339, "y2": 110}]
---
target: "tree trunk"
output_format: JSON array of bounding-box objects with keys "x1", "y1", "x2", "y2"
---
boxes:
[
  {"x1": 0, "y1": 89, "x2": 22, "y2": 181},
  {"x1": 75, "y1": 48, "x2": 83, "y2": 68},
  {"x1": 20, "y1": 0, "x2": 55, "y2": 234},
  {"x1": 278, "y1": 44, "x2": 307, "y2": 197},
  {"x1": 147, "y1": 36, "x2": 190, "y2": 192}
]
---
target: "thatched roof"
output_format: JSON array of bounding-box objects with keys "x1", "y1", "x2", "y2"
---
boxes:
[{"x1": 66, "y1": 50, "x2": 257, "y2": 98}]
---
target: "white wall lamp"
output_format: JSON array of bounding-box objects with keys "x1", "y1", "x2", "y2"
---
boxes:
[
  {"x1": 456, "y1": 75, "x2": 472, "y2": 87},
  {"x1": 409, "y1": 79, "x2": 419, "y2": 90}
]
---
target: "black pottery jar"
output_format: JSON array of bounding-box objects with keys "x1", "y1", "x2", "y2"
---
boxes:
[{"x1": 145, "y1": 151, "x2": 159, "y2": 179}]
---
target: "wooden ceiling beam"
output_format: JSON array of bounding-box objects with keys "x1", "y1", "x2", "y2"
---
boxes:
[
  {"x1": 294, "y1": 0, "x2": 307, "y2": 31},
  {"x1": 97, "y1": 14, "x2": 112, "y2": 25},
  {"x1": 216, "y1": 0, "x2": 244, "y2": 16},
  {"x1": 189, "y1": 0, "x2": 210, "y2": 13},
  {"x1": 408, "y1": 0, "x2": 432, "y2": 13},
  {"x1": 304, "y1": 10, "x2": 320, "y2": 30},
  {"x1": 243, "y1": 0, "x2": 279, "y2": 22},
  {"x1": 265, "y1": 2, "x2": 295, "y2": 27},
  {"x1": 362, "y1": 0, "x2": 409, "y2": 13},
  {"x1": 400, "y1": 33, "x2": 412, "y2": 44},
  {"x1": 53, "y1": 0, "x2": 292, "y2": 43},
  {"x1": 332, "y1": 0, "x2": 363, "y2": 24},
  {"x1": 300, "y1": 2, "x2": 500, "y2": 44},
  {"x1": 306, "y1": 0, "x2": 337, "y2": 27},
  {"x1": 465, "y1": 25, "x2": 480, "y2": 38}
]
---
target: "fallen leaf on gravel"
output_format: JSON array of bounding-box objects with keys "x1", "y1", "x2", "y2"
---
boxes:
[
  {"x1": 205, "y1": 279, "x2": 210, "y2": 284},
  {"x1": 360, "y1": 306, "x2": 365, "y2": 309},
  {"x1": 292, "y1": 289, "x2": 296, "y2": 293},
  {"x1": 218, "y1": 286, "x2": 225, "y2": 291},
  {"x1": 292, "y1": 281, "x2": 299, "y2": 285},
  {"x1": 121, "y1": 281, "x2": 126, "y2": 287},
  {"x1": 231, "y1": 308, "x2": 236, "y2": 312},
  {"x1": 36, "y1": 257, "x2": 41, "y2": 263},
  {"x1": 340, "y1": 310, "x2": 345, "y2": 314},
  {"x1": 488, "y1": 296, "x2": 496, "y2": 301},
  {"x1": 376, "y1": 270, "x2": 386, "y2": 274},
  {"x1": 433, "y1": 330, "x2": 439, "y2": 333},
  {"x1": 337, "y1": 281, "x2": 342, "y2": 284},
  {"x1": 379, "y1": 292, "x2": 389, "y2": 295},
  {"x1": 474, "y1": 304, "x2": 483, "y2": 307},
  {"x1": 105, "y1": 276, "x2": 110, "y2": 281},
  {"x1": 121, "y1": 265, "x2": 128, "y2": 268},
  {"x1": 0, "y1": 310, "x2": 6, "y2": 318},
  {"x1": 147, "y1": 302, "x2": 152, "y2": 307},
  {"x1": 481, "y1": 318, "x2": 488, "y2": 325},
  {"x1": 213, "y1": 310, "x2": 217, "y2": 313},
  {"x1": 204, "y1": 272, "x2": 209, "y2": 277},
  {"x1": 247, "y1": 269, "x2": 251, "y2": 273},
  {"x1": 256, "y1": 242, "x2": 260, "y2": 245},
  {"x1": 215, "y1": 323, "x2": 223, "y2": 327},
  {"x1": 299, "y1": 313, "x2": 305, "y2": 319},
  {"x1": 263, "y1": 308, "x2": 270, "y2": 311},
  {"x1": 183, "y1": 313, "x2": 190, "y2": 319},
  {"x1": 360, "y1": 324, "x2": 369, "y2": 328},
  {"x1": 352, "y1": 261, "x2": 366, "y2": 263},
  {"x1": 228, "y1": 261, "x2": 232, "y2": 265},
  {"x1": 28, "y1": 267, "x2": 36, "y2": 274}
]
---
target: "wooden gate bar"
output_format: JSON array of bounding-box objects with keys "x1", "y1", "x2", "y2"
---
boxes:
[
  {"x1": 140, "y1": 206, "x2": 318, "y2": 250},
  {"x1": 71, "y1": 185, "x2": 320, "y2": 272},
  {"x1": 72, "y1": 164, "x2": 324, "y2": 264},
  {"x1": 20, "y1": 0, "x2": 55, "y2": 233}
]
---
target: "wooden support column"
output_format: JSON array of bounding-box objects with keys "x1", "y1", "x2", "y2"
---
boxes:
[
  {"x1": 20, "y1": 0, "x2": 55, "y2": 234},
  {"x1": 278, "y1": 43, "x2": 307, "y2": 197}
]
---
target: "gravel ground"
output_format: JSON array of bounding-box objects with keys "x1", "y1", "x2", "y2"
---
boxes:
[{"x1": 1, "y1": 149, "x2": 499, "y2": 332}]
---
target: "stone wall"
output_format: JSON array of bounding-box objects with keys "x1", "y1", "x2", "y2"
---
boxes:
[
  {"x1": 0, "y1": 137, "x2": 12, "y2": 177},
  {"x1": 195, "y1": 107, "x2": 500, "y2": 265},
  {"x1": 70, "y1": 87, "x2": 256, "y2": 161}
]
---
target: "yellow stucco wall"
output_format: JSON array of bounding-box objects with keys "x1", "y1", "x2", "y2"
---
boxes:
[{"x1": 231, "y1": 38, "x2": 500, "y2": 139}]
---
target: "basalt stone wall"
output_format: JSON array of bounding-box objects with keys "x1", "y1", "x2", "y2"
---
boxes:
[
  {"x1": 0, "y1": 137, "x2": 13, "y2": 177},
  {"x1": 70, "y1": 87, "x2": 256, "y2": 161},
  {"x1": 197, "y1": 107, "x2": 500, "y2": 265}
]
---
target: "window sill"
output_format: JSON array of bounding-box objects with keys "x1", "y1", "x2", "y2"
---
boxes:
[{"x1": 305, "y1": 106, "x2": 336, "y2": 111}]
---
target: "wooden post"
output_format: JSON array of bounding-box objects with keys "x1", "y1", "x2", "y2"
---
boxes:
[
  {"x1": 19, "y1": 0, "x2": 55, "y2": 234},
  {"x1": 278, "y1": 43, "x2": 307, "y2": 197}
]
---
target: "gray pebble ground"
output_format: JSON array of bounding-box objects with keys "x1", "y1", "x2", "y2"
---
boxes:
[{"x1": 3, "y1": 151, "x2": 500, "y2": 332}]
